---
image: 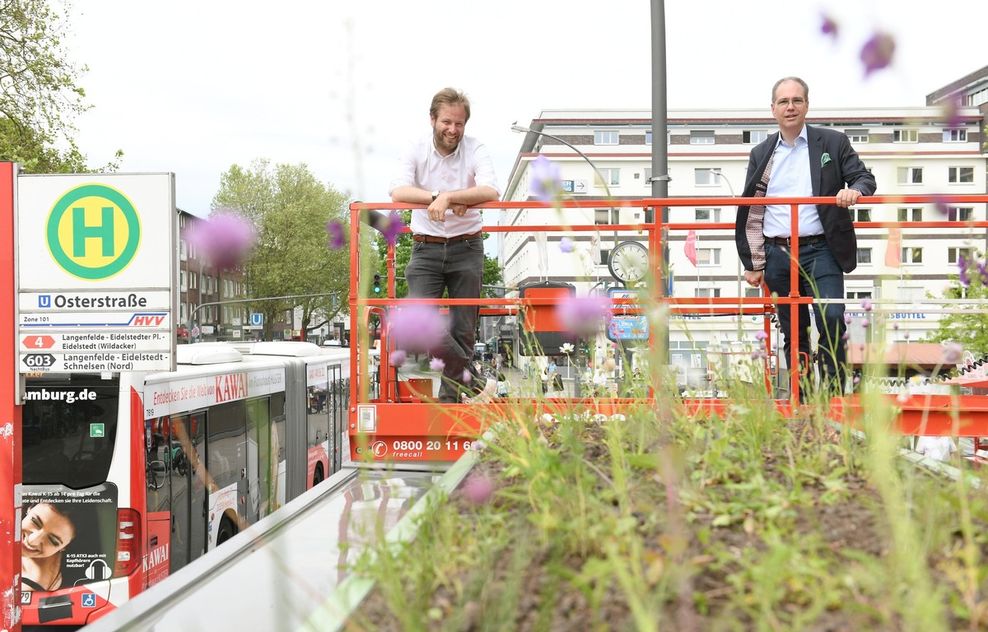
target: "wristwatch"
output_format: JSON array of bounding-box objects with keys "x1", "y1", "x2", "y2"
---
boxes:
[{"x1": 431, "y1": 190, "x2": 440, "y2": 202}]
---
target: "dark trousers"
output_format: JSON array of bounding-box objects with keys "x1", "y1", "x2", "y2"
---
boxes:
[
  {"x1": 763, "y1": 240, "x2": 847, "y2": 394},
  {"x1": 405, "y1": 237, "x2": 484, "y2": 401}
]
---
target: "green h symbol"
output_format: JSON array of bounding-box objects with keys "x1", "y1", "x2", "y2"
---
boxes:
[{"x1": 72, "y1": 207, "x2": 115, "y2": 257}]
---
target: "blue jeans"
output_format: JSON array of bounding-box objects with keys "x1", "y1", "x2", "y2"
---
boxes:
[
  {"x1": 763, "y1": 240, "x2": 846, "y2": 393},
  {"x1": 405, "y1": 237, "x2": 484, "y2": 401}
]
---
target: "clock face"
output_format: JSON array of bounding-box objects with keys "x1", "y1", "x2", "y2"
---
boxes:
[{"x1": 608, "y1": 241, "x2": 649, "y2": 284}]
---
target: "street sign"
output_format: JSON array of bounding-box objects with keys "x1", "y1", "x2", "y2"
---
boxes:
[
  {"x1": 249, "y1": 312, "x2": 263, "y2": 327},
  {"x1": 16, "y1": 173, "x2": 176, "y2": 374},
  {"x1": 21, "y1": 335, "x2": 55, "y2": 349}
]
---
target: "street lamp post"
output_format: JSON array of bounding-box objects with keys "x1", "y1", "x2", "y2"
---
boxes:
[{"x1": 510, "y1": 124, "x2": 620, "y2": 269}]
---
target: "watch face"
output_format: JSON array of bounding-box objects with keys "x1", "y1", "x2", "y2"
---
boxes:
[{"x1": 608, "y1": 241, "x2": 649, "y2": 283}]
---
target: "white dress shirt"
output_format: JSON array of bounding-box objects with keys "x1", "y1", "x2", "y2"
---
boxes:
[
  {"x1": 762, "y1": 126, "x2": 824, "y2": 238},
  {"x1": 388, "y1": 134, "x2": 499, "y2": 237}
]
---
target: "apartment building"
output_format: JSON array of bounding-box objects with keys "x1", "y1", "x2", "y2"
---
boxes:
[{"x1": 500, "y1": 101, "x2": 987, "y2": 385}]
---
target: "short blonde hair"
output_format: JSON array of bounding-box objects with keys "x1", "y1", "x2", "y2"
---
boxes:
[{"x1": 430, "y1": 88, "x2": 471, "y2": 122}]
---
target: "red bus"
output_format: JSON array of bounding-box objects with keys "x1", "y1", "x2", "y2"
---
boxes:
[{"x1": 19, "y1": 341, "x2": 350, "y2": 626}]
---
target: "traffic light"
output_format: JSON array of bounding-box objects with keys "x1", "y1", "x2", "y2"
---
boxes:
[{"x1": 372, "y1": 273, "x2": 382, "y2": 296}]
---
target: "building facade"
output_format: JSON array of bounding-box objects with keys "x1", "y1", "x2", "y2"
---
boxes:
[{"x1": 500, "y1": 104, "x2": 987, "y2": 386}]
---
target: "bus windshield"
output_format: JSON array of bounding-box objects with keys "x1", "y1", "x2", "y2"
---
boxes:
[{"x1": 22, "y1": 375, "x2": 120, "y2": 488}]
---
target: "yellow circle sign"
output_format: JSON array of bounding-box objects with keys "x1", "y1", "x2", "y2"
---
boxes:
[{"x1": 46, "y1": 184, "x2": 142, "y2": 280}]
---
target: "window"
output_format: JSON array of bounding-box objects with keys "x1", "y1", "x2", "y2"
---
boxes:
[
  {"x1": 857, "y1": 248, "x2": 872, "y2": 264},
  {"x1": 969, "y1": 88, "x2": 988, "y2": 107},
  {"x1": 180, "y1": 239, "x2": 188, "y2": 261},
  {"x1": 897, "y1": 167, "x2": 923, "y2": 184},
  {"x1": 847, "y1": 290, "x2": 873, "y2": 300},
  {"x1": 599, "y1": 248, "x2": 611, "y2": 266},
  {"x1": 943, "y1": 128, "x2": 967, "y2": 142},
  {"x1": 948, "y1": 247, "x2": 974, "y2": 264},
  {"x1": 695, "y1": 208, "x2": 721, "y2": 222},
  {"x1": 846, "y1": 129, "x2": 869, "y2": 143},
  {"x1": 595, "y1": 209, "x2": 620, "y2": 225},
  {"x1": 851, "y1": 207, "x2": 871, "y2": 222},
  {"x1": 897, "y1": 208, "x2": 922, "y2": 222},
  {"x1": 743, "y1": 130, "x2": 768, "y2": 144},
  {"x1": 690, "y1": 130, "x2": 715, "y2": 145},
  {"x1": 901, "y1": 247, "x2": 923, "y2": 264},
  {"x1": 694, "y1": 168, "x2": 718, "y2": 186},
  {"x1": 645, "y1": 130, "x2": 652, "y2": 145},
  {"x1": 22, "y1": 379, "x2": 120, "y2": 487},
  {"x1": 893, "y1": 129, "x2": 918, "y2": 143},
  {"x1": 948, "y1": 207, "x2": 974, "y2": 221},
  {"x1": 695, "y1": 288, "x2": 721, "y2": 298},
  {"x1": 180, "y1": 270, "x2": 187, "y2": 292},
  {"x1": 594, "y1": 130, "x2": 618, "y2": 145},
  {"x1": 948, "y1": 167, "x2": 974, "y2": 183},
  {"x1": 596, "y1": 168, "x2": 620, "y2": 187},
  {"x1": 696, "y1": 248, "x2": 720, "y2": 266},
  {"x1": 744, "y1": 287, "x2": 761, "y2": 298}
]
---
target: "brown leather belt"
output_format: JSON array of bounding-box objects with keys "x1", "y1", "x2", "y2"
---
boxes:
[
  {"x1": 412, "y1": 231, "x2": 482, "y2": 244},
  {"x1": 764, "y1": 234, "x2": 826, "y2": 247}
]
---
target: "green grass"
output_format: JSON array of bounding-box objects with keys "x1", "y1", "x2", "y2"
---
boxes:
[{"x1": 345, "y1": 358, "x2": 988, "y2": 631}]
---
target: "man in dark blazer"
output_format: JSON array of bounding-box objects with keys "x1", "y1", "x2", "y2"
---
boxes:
[{"x1": 735, "y1": 76, "x2": 876, "y2": 395}]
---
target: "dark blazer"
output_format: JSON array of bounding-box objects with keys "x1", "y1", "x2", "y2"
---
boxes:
[{"x1": 735, "y1": 125, "x2": 876, "y2": 274}]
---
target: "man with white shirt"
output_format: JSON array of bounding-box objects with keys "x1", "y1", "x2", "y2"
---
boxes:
[
  {"x1": 735, "y1": 77, "x2": 876, "y2": 395},
  {"x1": 389, "y1": 87, "x2": 499, "y2": 403}
]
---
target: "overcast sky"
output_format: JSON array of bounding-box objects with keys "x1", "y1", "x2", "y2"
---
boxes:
[{"x1": 67, "y1": 0, "x2": 987, "y2": 216}]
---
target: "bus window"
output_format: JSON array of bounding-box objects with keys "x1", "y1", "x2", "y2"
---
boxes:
[
  {"x1": 245, "y1": 397, "x2": 272, "y2": 521},
  {"x1": 271, "y1": 392, "x2": 286, "y2": 509},
  {"x1": 22, "y1": 377, "x2": 119, "y2": 488}
]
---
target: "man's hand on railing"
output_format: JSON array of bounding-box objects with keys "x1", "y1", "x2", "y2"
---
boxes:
[{"x1": 835, "y1": 186, "x2": 862, "y2": 208}]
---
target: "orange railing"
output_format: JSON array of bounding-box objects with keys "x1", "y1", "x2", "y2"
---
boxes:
[{"x1": 345, "y1": 194, "x2": 988, "y2": 459}]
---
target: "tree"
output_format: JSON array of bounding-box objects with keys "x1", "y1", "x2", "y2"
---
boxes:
[
  {"x1": 213, "y1": 160, "x2": 350, "y2": 341},
  {"x1": 925, "y1": 254, "x2": 988, "y2": 356},
  {"x1": 0, "y1": 1, "x2": 118, "y2": 172}
]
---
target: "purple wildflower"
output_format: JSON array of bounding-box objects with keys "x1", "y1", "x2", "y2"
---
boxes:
[
  {"x1": 940, "y1": 96, "x2": 964, "y2": 128},
  {"x1": 387, "y1": 306, "x2": 448, "y2": 354},
  {"x1": 530, "y1": 156, "x2": 562, "y2": 201},
  {"x1": 556, "y1": 295, "x2": 613, "y2": 337},
  {"x1": 188, "y1": 211, "x2": 256, "y2": 270},
  {"x1": 958, "y1": 255, "x2": 970, "y2": 288},
  {"x1": 892, "y1": 322, "x2": 899, "y2": 330},
  {"x1": 462, "y1": 370, "x2": 472, "y2": 384},
  {"x1": 844, "y1": 313, "x2": 853, "y2": 325},
  {"x1": 461, "y1": 473, "x2": 494, "y2": 505},
  {"x1": 842, "y1": 332, "x2": 850, "y2": 341},
  {"x1": 754, "y1": 331, "x2": 768, "y2": 342},
  {"x1": 978, "y1": 260, "x2": 988, "y2": 286},
  {"x1": 862, "y1": 320, "x2": 870, "y2": 329},
  {"x1": 429, "y1": 357, "x2": 446, "y2": 372},
  {"x1": 859, "y1": 32, "x2": 895, "y2": 77},
  {"x1": 326, "y1": 219, "x2": 346, "y2": 250},
  {"x1": 751, "y1": 349, "x2": 766, "y2": 360},
  {"x1": 559, "y1": 237, "x2": 574, "y2": 253},
  {"x1": 389, "y1": 349, "x2": 407, "y2": 366},
  {"x1": 381, "y1": 211, "x2": 404, "y2": 246},
  {"x1": 820, "y1": 13, "x2": 838, "y2": 39},
  {"x1": 861, "y1": 298, "x2": 873, "y2": 312},
  {"x1": 933, "y1": 194, "x2": 951, "y2": 217},
  {"x1": 943, "y1": 342, "x2": 964, "y2": 365}
]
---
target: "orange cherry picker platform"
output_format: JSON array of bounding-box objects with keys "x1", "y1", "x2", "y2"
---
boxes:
[{"x1": 346, "y1": 194, "x2": 988, "y2": 465}]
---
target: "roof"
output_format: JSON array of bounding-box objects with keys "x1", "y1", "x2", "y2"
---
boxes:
[{"x1": 847, "y1": 343, "x2": 952, "y2": 368}]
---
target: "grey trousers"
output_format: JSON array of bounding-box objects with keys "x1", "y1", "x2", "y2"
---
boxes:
[{"x1": 405, "y1": 237, "x2": 484, "y2": 401}]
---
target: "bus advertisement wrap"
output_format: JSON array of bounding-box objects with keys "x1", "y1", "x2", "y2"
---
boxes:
[{"x1": 20, "y1": 485, "x2": 117, "y2": 607}]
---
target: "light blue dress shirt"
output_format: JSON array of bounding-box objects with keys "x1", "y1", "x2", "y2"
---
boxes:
[{"x1": 762, "y1": 126, "x2": 824, "y2": 238}]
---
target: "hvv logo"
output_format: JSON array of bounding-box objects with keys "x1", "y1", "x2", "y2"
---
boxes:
[
  {"x1": 38, "y1": 295, "x2": 51, "y2": 308},
  {"x1": 128, "y1": 313, "x2": 166, "y2": 327}
]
